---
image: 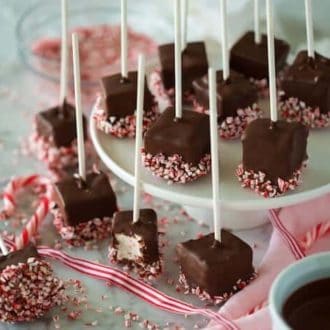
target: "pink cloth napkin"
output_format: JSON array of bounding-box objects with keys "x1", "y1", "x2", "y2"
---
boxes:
[{"x1": 206, "y1": 193, "x2": 330, "y2": 330}]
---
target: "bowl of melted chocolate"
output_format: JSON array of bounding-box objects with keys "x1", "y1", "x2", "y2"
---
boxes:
[{"x1": 270, "y1": 252, "x2": 330, "y2": 330}]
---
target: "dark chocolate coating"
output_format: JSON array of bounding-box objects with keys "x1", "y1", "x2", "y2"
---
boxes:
[
  {"x1": 176, "y1": 231, "x2": 254, "y2": 297},
  {"x1": 242, "y1": 118, "x2": 309, "y2": 182},
  {"x1": 193, "y1": 70, "x2": 258, "y2": 121},
  {"x1": 230, "y1": 31, "x2": 290, "y2": 80},
  {"x1": 112, "y1": 209, "x2": 160, "y2": 264},
  {"x1": 0, "y1": 243, "x2": 39, "y2": 271},
  {"x1": 100, "y1": 71, "x2": 154, "y2": 118},
  {"x1": 144, "y1": 107, "x2": 210, "y2": 164},
  {"x1": 159, "y1": 41, "x2": 208, "y2": 91},
  {"x1": 36, "y1": 101, "x2": 86, "y2": 148},
  {"x1": 280, "y1": 50, "x2": 330, "y2": 114},
  {"x1": 53, "y1": 172, "x2": 117, "y2": 226},
  {"x1": 283, "y1": 278, "x2": 330, "y2": 330}
]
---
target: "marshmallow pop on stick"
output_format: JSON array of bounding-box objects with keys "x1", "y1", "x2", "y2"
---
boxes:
[
  {"x1": 93, "y1": 0, "x2": 159, "y2": 138},
  {"x1": 27, "y1": 0, "x2": 89, "y2": 175},
  {"x1": 193, "y1": 0, "x2": 261, "y2": 140},
  {"x1": 51, "y1": 33, "x2": 118, "y2": 247},
  {"x1": 230, "y1": 0, "x2": 290, "y2": 97},
  {"x1": 151, "y1": 0, "x2": 208, "y2": 101},
  {"x1": 279, "y1": 0, "x2": 330, "y2": 128}
]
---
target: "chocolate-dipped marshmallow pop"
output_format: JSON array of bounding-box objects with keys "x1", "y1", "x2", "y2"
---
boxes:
[
  {"x1": 150, "y1": 0, "x2": 208, "y2": 105},
  {"x1": 0, "y1": 236, "x2": 64, "y2": 323},
  {"x1": 193, "y1": 0, "x2": 261, "y2": 140},
  {"x1": 110, "y1": 55, "x2": 161, "y2": 278},
  {"x1": 279, "y1": 0, "x2": 330, "y2": 128},
  {"x1": 52, "y1": 34, "x2": 117, "y2": 246},
  {"x1": 27, "y1": 0, "x2": 90, "y2": 175},
  {"x1": 93, "y1": 0, "x2": 158, "y2": 138},
  {"x1": 237, "y1": 0, "x2": 309, "y2": 198},
  {"x1": 143, "y1": 0, "x2": 211, "y2": 184},
  {"x1": 176, "y1": 68, "x2": 255, "y2": 302},
  {"x1": 230, "y1": 0, "x2": 290, "y2": 97}
]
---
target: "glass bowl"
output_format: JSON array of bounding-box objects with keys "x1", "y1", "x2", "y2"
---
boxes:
[{"x1": 16, "y1": 0, "x2": 173, "y2": 106}]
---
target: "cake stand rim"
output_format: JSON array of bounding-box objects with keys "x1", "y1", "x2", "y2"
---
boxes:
[{"x1": 90, "y1": 113, "x2": 330, "y2": 212}]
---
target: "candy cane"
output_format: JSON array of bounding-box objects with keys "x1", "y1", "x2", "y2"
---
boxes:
[{"x1": 0, "y1": 175, "x2": 52, "y2": 250}]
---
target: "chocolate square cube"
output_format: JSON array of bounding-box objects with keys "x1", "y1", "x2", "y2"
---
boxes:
[
  {"x1": 100, "y1": 71, "x2": 154, "y2": 118},
  {"x1": 176, "y1": 231, "x2": 254, "y2": 297},
  {"x1": 36, "y1": 101, "x2": 86, "y2": 148},
  {"x1": 242, "y1": 118, "x2": 309, "y2": 182},
  {"x1": 53, "y1": 172, "x2": 117, "y2": 226},
  {"x1": 112, "y1": 209, "x2": 160, "y2": 265},
  {"x1": 230, "y1": 31, "x2": 290, "y2": 79},
  {"x1": 0, "y1": 244, "x2": 39, "y2": 272},
  {"x1": 144, "y1": 107, "x2": 210, "y2": 164},
  {"x1": 158, "y1": 41, "x2": 208, "y2": 91},
  {"x1": 193, "y1": 70, "x2": 258, "y2": 120},
  {"x1": 280, "y1": 51, "x2": 330, "y2": 114}
]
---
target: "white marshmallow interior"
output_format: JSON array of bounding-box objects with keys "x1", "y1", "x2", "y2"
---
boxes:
[{"x1": 115, "y1": 233, "x2": 143, "y2": 261}]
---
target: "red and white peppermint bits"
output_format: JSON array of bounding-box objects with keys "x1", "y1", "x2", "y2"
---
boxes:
[
  {"x1": 279, "y1": 94, "x2": 330, "y2": 128},
  {"x1": 23, "y1": 125, "x2": 94, "y2": 178},
  {"x1": 52, "y1": 208, "x2": 112, "y2": 247},
  {"x1": 178, "y1": 271, "x2": 257, "y2": 305},
  {"x1": 142, "y1": 150, "x2": 211, "y2": 184},
  {"x1": 236, "y1": 163, "x2": 306, "y2": 198},
  {"x1": 93, "y1": 96, "x2": 159, "y2": 138},
  {"x1": 109, "y1": 247, "x2": 162, "y2": 280},
  {"x1": 149, "y1": 69, "x2": 173, "y2": 108},
  {"x1": 0, "y1": 258, "x2": 64, "y2": 323},
  {"x1": 193, "y1": 102, "x2": 263, "y2": 140}
]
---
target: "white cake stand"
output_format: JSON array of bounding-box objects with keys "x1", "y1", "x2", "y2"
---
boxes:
[{"x1": 89, "y1": 101, "x2": 330, "y2": 229}]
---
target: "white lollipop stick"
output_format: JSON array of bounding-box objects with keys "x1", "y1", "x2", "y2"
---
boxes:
[
  {"x1": 209, "y1": 68, "x2": 221, "y2": 243},
  {"x1": 181, "y1": 0, "x2": 188, "y2": 51},
  {"x1": 266, "y1": 0, "x2": 278, "y2": 123},
  {"x1": 175, "y1": 0, "x2": 182, "y2": 119},
  {"x1": 121, "y1": 0, "x2": 128, "y2": 79},
  {"x1": 219, "y1": 0, "x2": 229, "y2": 81},
  {"x1": 72, "y1": 33, "x2": 86, "y2": 181},
  {"x1": 0, "y1": 235, "x2": 9, "y2": 256},
  {"x1": 254, "y1": 0, "x2": 261, "y2": 44},
  {"x1": 304, "y1": 0, "x2": 315, "y2": 59},
  {"x1": 59, "y1": 0, "x2": 68, "y2": 104},
  {"x1": 133, "y1": 54, "x2": 145, "y2": 224}
]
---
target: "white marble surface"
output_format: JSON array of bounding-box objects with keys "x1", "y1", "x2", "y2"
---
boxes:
[{"x1": 0, "y1": 1, "x2": 328, "y2": 329}]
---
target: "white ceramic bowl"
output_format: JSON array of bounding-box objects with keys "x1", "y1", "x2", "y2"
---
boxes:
[{"x1": 269, "y1": 252, "x2": 330, "y2": 330}]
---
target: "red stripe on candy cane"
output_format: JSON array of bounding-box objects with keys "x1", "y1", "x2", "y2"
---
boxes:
[
  {"x1": 0, "y1": 175, "x2": 52, "y2": 250},
  {"x1": 268, "y1": 209, "x2": 305, "y2": 259}
]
